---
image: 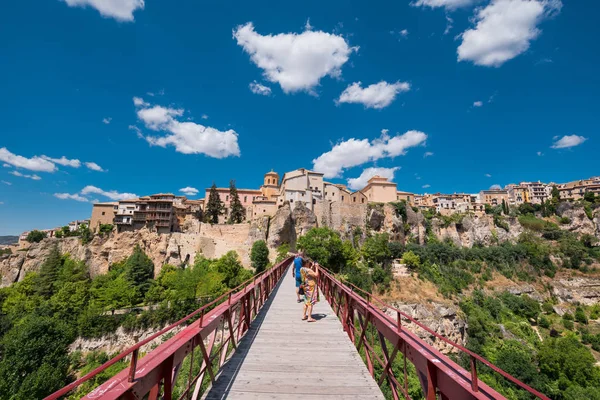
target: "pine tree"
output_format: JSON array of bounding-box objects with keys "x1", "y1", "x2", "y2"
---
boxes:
[
  {"x1": 206, "y1": 183, "x2": 224, "y2": 224},
  {"x1": 228, "y1": 180, "x2": 245, "y2": 224},
  {"x1": 125, "y1": 245, "x2": 154, "y2": 302},
  {"x1": 251, "y1": 240, "x2": 270, "y2": 274},
  {"x1": 36, "y1": 245, "x2": 62, "y2": 298},
  {"x1": 501, "y1": 199, "x2": 508, "y2": 215}
]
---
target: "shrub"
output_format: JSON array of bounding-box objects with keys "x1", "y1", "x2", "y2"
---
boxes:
[
  {"x1": 562, "y1": 318, "x2": 574, "y2": 330},
  {"x1": 26, "y1": 230, "x2": 47, "y2": 243},
  {"x1": 574, "y1": 307, "x2": 588, "y2": 324},
  {"x1": 275, "y1": 243, "x2": 290, "y2": 263},
  {"x1": 493, "y1": 215, "x2": 510, "y2": 232},
  {"x1": 559, "y1": 217, "x2": 571, "y2": 224},
  {"x1": 400, "y1": 251, "x2": 420, "y2": 269},
  {"x1": 539, "y1": 315, "x2": 551, "y2": 329}
]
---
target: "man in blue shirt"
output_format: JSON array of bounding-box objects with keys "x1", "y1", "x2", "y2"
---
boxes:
[{"x1": 292, "y1": 253, "x2": 304, "y2": 302}]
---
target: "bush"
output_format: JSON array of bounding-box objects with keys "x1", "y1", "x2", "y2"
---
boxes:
[
  {"x1": 518, "y1": 215, "x2": 557, "y2": 232},
  {"x1": 562, "y1": 318, "x2": 574, "y2": 330},
  {"x1": 275, "y1": 243, "x2": 290, "y2": 263},
  {"x1": 98, "y1": 224, "x2": 113, "y2": 235},
  {"x1": 26, "y1": 230, "x2": 47, "y2": 243},
  {"x1": 539, "y1": 315, "x2": 551, "y2": 329},
  {"x1": 559, "y1": 217, "x2": 571, "y2": 225},
  {"x1": 400, "y1": 251, "x2": 420, "y2": 269},
  {"x1": 574, "y1": 307, "x2": 588, "y2": 324},
  {"x1": 493, "y1": 215, "x2": 510, "y2": 232}
]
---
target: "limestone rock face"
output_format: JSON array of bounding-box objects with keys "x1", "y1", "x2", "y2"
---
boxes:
[
  {"x1": 0, "y1": 223, "x2": 257, "y2": 288},
  {"x1": 432, "y1": 214, "x2": 522, "y2": 248},
  {"x1": 385, "y1": 302, "x2": 467, "y2": 354},
  {"x1": 552, "y1": 277, "x2": 600, "y2": 305},
  {"x1": 558, "y1": 205, "x2": 598, "y2": 238},
  {"x1": 368, "y1": 208, "x2": 385, "y2": 231},
  {"x1": 292, "y1": 202, "x2": 318, "y2": 238},
  {"x1": 267, "y1": 203, "x2": 295, "y2": 249}
]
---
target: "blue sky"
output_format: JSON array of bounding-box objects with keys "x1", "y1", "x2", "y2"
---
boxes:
[{"x1": 0, "y1": 0, "x2": 597, "y2": 235}]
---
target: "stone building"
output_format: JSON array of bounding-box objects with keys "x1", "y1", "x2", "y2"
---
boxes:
[
  {"x1": 90, "y1": 202, "x2": 118, "y2": 232},
  {"x1": 479, "y1": 189, "x2": 510, "y2": 206},
  {"x1": 360, "y1": 176, "x2": 398, "y2": 203},
  {"x1": 276, "y1": 168, "x2": 324, "y2": 211}
]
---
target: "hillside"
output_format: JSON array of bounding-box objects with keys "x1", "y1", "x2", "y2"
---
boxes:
[{"x1": 0, "y1": 236, "x2": 18, "y2": 246}]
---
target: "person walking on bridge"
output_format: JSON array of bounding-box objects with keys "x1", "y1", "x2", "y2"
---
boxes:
[
  {"x1": 292, "y1": 253, "x2": 304, "y2": 303},
  {"x1": 301, "y1": 261, "x2": 319, "y2": 322}
]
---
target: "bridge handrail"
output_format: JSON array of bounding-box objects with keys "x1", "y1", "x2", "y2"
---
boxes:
[
  {"x1": 45, "y1": 256, "x2": 293, "y2": 400},
  {"x1": 316, "y1": 264, "x2": 549, "y2": 400}
]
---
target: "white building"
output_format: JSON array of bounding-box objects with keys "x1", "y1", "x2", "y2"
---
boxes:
[{"x1": 276, "y1": 168, "x2": 324, "y2": 211}]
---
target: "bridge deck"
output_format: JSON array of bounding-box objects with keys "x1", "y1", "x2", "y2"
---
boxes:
[{"x1": 204, "y1": 266, "x2": 385, "y2": 400}]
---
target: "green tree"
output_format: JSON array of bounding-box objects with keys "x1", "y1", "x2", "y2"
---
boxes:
[
  {"x1": 212, "y1": 251, "x2": 252, "y2": 288},
  {"x1": 26, "y1": 230, "x2": 47, "y2": 243},
  {"x1": 36, "y1": 245, "x2": 62, "y2": 298},
  {"x1": 79, "y1": 223, "x2": 93, "y2": 245},
  {"x1": 584, "y1": 191, "x2": 596, "y2": 203},
  {"x1": 0, "y1": 315, "x2": 74, "y2": 399},
  {"x1": 275, "y1": 243, "x2": 290, "y2": 263},
  {"x1": 125, "y1": 245, "x2": 154, "y2": 302},
  {"x1": 538, "y1": 336, "x2": 600, "y2": 388},
  {"x1": 551, "y1": 185, "x2": 560, "y2": 201},
  {"x1": 400, "y1": 250, "x2": 421, "y2": 269},
  {"x1": 206, "y1": 183, "x2": 224, "y2": 224},
  {"x1": 228, "y1": 180, "x2": 245, "y2": 224},
  {"x1": 297, "y1": 227, "x2": 352, "y2": 273},
  {"x1": 361, "y1": 233, "x2": 392, "y2": 267},
  {"x1": 251, "y1": 240, "x2": 270, "y2": 274}
]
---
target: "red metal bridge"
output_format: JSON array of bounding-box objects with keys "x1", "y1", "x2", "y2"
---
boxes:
[{"x1": 47, "y1": 257, "x2": 549, "y2": 400}]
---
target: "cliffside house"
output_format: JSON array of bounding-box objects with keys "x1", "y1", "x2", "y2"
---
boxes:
[
  {"x1": 90, "y1": 202, "x2": 118, "y2": 232},
  {"x1": 479, "y1": 189, "x2": 510, "y2": 206}
]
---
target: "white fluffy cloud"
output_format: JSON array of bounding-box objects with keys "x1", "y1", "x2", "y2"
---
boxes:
[
  {"x1": 347, "y1": 167, "x2": 399, "y2": 191},
  {"x1": 233, "y1": 22, "x2": 357, "y2": 93},
  {"x1": 412, "y1": 0, "x2": 481, "y2": 10},
  {"x1": 458, "y1": 0, "x2": 562, "y2": 67},
  {"x1": 62, "y1": 0, "x2": 145, "y2": 22},
  {"x1": 10, "y1": 171, "x2": 41, "y2": 180},
  {"x1": 0, "y1": 148, "x2": 56, "y2": 172},
  {"x1": 179, "y1": 187, "x2": 199, "y2": 196},
  {"x1": 337, "y1": 81, "x2": 410, "y2": 109},
  {"x1": 41, "y1": 155, "x2": 81, "y2": 168},
  {"x1": 485, "y1": 173, "x2": 492, "y2": 177},
  {"x1": 54, "y1": 193, "x2": 90, "y2": 202},
  {"x1": 85, "y1": 162, "x2": 105, "y2": 172},
  {"x1": 473, "y1": 101, "x2": 483, "y2": 107},
  {"x1": 249, "y1": 81, "x2": 272, "y2": 96},
  {"x1": 551, "y1": 135, "x2": 587, "y2": 149},
  {"x1": 102, "y1": 117, "x2": 112, "y2": 124},
  {"x1": 422, "y1": 184, "x2": 431, "y2": 188},
  {"x1": 313, "y1": 130, "x2": 428, "y2": 178},
  {"x1": 424, "y1": 152, "x2": 434, "y2": 158},
  {"x1": 1, "y1": 181, "x2": 11, "y2": 185},
  {"x1": 134, "y1": 98, "x2": 240, "y2": 158},
  {"x1": 81, "y1": 185, "x2": 137, "y2": 201}
]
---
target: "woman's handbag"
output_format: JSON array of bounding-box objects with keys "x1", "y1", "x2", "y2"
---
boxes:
[{"x1": 298, "y1": 284, "x2": 305, "y2": 296}]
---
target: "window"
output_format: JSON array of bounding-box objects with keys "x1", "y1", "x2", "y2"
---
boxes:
[
  {"x1": 290, "y1": 199, "x2": 294, "y2": 203},
  {"x1": 244, "y1": 196, "x2": 247, "y2": 202},
  {"x1": 362, "y1": 198, "x2": 365, "y2": 203},
  {"x1": 226, "y1": 195, "x2": 229, "y2": 201},
  {"x1": 102, "y1": 212, "x2": 105, "y2": 215},
  {"x1": 341, "y1": 196, "x2": 345, "y2": 201},
  {"x1": 353, "y1": 197, "x2": 356, "y2": 203},
  {"x1": 312, "y1": 199, "x2": 316, "y2": 205}
]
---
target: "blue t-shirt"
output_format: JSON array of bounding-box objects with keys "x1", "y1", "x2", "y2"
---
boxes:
[{"x1": 294, "y1": 257, "x2": 303, "y2": 279}]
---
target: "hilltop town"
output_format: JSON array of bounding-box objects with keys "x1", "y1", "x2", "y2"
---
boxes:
[{"x1": 14, "y1": 168, "x2": 600, "y2": 245}]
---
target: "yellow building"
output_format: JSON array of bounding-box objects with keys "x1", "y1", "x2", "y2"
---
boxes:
[
  {"x1": 260, "y1": 170, "x2": 280, "y2": 200},
  {"x1": 361, "y1": 176, "x2": 398, "y2": 203},
  {"x1": 396, "y1": 191, "x2": 415, "y2": 205},
  {"x1": 479, "y1": 189, "x2": 510, "y2": 206},
  {"x1": 90, "y1": 202, "x2": 118, "y2": 232}
]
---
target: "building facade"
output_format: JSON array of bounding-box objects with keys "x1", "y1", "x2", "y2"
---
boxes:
[{"x1": 90, "y1": 202, "x2": 118, "y2": 232}]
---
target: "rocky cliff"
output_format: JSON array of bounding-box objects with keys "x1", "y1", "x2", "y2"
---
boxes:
[{"x1": 0, "y1": 222, "x2": 265, "y2": 287}]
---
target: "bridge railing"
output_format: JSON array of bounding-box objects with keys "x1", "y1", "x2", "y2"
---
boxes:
[
  {"x1": 317, "y1": 265, "x2": 549, "y2": 400},
  {"x1": 45, "y1": 256, "x2": 293, "y2": 400}
]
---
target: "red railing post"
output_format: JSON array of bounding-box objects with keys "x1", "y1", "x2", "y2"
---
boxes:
[
  {"x1": 470, "y1": 355, "x2": 479, "y2": 392},
  {"x1": 128, "y1": 348, "x2": 139, "y2": 382}
]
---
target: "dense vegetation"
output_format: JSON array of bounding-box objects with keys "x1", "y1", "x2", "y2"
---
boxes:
[
  {"x1": 295, "y1": 198, "x2": 600, "y2": 400},
  {"x1": 0, "y1": 245, "x2": 252, "y2": 399}
]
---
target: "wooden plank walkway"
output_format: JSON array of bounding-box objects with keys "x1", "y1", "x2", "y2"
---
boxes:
[{"x1": 204, "y1": 264, "x2": 386, "y2": 400}]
